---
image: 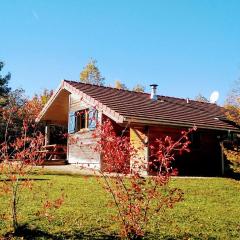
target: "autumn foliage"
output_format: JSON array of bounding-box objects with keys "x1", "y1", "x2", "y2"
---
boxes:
[
  {"x1": 224, "y1": 81, "x2": 240, "y2": 173},
  {"x1": 91, "y1": 120, "x2": 195, "y2": 239},
  {"x1": 0, "y1": 93, "x2": 63, "y2": 233}
]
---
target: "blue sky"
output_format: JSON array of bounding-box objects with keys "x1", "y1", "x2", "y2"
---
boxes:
[{"x1": 1, "y1": 0, "x2": 240, "y2": 105}]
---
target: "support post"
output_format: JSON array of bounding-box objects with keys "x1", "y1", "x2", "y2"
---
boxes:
[
  {"x1": 220, "y1": 142, "x2": 225, "y2": 176},
  {"x1": 45, "y1": 123, "x2": 50, "y2": 146}
]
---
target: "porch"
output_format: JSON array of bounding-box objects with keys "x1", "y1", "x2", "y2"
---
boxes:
[
  {"x1": 36, "y1": 87, "x2": 70, "y2": 165},
  {"x1": 42, "y1": 124, "x2": 68, "y2": 165}
]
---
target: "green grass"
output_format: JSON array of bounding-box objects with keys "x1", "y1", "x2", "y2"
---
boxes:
[{"x1": 0, "y1": 174, "x2": 239, "y2": 239}]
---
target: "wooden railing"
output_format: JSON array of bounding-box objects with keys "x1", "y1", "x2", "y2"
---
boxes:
[{"x1": 38, "y1": 144, "x2": 67, "y2": 161}]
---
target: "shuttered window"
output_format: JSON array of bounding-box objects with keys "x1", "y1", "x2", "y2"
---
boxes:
[{"x1": 68, "y1": 108, "x2": 98, "y2": 133}]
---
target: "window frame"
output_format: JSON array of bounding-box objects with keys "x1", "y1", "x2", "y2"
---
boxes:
[{"x1": 75, "y1": 109, "x2": 89, "y2": 132}]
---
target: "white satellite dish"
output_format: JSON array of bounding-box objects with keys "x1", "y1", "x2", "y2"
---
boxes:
[{"x1": 209, "y1": 91, "x2": 219, "y2": 103}]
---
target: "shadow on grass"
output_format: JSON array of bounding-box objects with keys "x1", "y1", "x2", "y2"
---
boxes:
[
  {"x1": 146, "y1": 233, "x2": 218, "y2": 240},
  {"x1": 4, "y1": 224, "x2": 120, "y2": 240},
  {"x1": 0, "y1": 178, "x2": 50, "y2": 182},
  {"x1": 228, "y1": 172, "x2": 240, "y2": 180},
  {"x1": 4, "y1": 225, "x2": 219, "y2": 240}
]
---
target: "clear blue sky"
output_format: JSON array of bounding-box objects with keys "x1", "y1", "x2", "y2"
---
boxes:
[{"x1": 1, "y1": 0, "x2": 240, "y2": 105}]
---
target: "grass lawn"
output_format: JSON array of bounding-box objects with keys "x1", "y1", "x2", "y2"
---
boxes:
[{"x1": 0, "y1": 173, "x2": 239, "y2": 239}]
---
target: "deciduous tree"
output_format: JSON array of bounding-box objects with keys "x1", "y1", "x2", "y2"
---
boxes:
[
  {"x1": 0, "y1": 88, "x2": 26, "y2": 143},
  {"x1": 114, "y1": 80, "x2": 128, "y2": 90},
  {"x1": 80, "y1": 59, "x2": 105, "y2": 86},
  {"x1": 195, "y1": 93, "x2": 209, "y2": 103},
  {"x1": 132, "y1": 84, "x2": 145, "y2": 93},
  {"x1": 0, "y1": 96, "x2": 64, "y2": 233},
  {"x1": 224, "y1": 80, "x2": 240, "y2": 173},
  {"x1": 90, "y1": 120, "x2": 195, "y2": 239},
  {"x1": 0, "y1": 99, "x2": 45, "y2": 232}
]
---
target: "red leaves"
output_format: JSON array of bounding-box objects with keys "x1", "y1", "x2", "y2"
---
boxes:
[
  {"x1": 149, "y1": 128, "x2": 195, "y2": 175},
  {"x1": 92, "y1": 120, "x2": 134, "y2": 174},
  {"x1": 0, "y1": 97, "x2": 49, "y2": 231},
  {"x1": 90, "y1": 120, "x2": 195, "y2": 239},
  {"x1": 36, "y1": 194, "x2": 65, "y2": 222}
]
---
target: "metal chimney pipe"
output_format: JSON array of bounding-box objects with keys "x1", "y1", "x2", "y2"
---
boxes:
[{"x1": 150, "y1": 84, "x2": 158, "y2": 100}]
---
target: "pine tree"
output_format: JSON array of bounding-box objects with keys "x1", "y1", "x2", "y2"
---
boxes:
[{"x1": 0, "y1": 61, "x2": 11, "y2": 106}]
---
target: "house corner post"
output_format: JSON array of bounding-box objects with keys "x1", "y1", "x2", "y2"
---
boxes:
[{"x1": 130, "y1": 126, "x2": 149, "y2": 176}]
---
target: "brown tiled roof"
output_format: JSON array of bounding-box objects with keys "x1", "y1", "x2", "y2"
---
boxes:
[{"x1": 65, "y1": 80, "x2": 239, "y2": 132}]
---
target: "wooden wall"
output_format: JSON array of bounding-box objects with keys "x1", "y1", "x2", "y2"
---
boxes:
[
  {"x1": 67, "y1": 94, "x2": 101, "y2": 169},
  {"x1": 129, "y1": 126, "x2": 150, "y2": 175},
  {"x1": 148, "y1": 126, "x2": 223, "y2": 176}
]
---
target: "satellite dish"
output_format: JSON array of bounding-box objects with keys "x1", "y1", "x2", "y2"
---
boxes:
[{"x1": 209, "y1": 91, "x2": 219, "y2": 103}]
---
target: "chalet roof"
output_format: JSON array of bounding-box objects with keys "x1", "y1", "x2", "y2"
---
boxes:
[
  {"x1": 64, "y1": 80, "x2": 239, "y2": 132},
  {"x1": 37, "y1": 79, "x2": 239, "y2": 132}
]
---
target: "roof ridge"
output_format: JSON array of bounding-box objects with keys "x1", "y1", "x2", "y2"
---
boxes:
[
  {"x1": 158, "y1": 93, "x2": 222, "y2": 115},
  {"x1": 159, "y1": 94, "x2": 215, "y2": 105}
]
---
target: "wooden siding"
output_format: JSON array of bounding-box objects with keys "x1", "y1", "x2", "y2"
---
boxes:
[
  {"x1": 70, "y1": 94, "x2": 89, "y2": 112},
  {"x1": 68, "y1": 131, "x2": 100, "y2": 168},
  {"x1": 130, "y1": 126, "x2": 148, "y2": 175},
  {"x1": 40, "y1": 89, "x2": 69, "y2": 125},
  {"x1": 148, "y1": 126, "x2": 223, "y2": 176},
  {"x1": 67, "y1": 94, "x2": 101, "y2": 168}
]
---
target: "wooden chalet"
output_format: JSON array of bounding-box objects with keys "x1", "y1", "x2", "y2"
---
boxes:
[{"x1": 36, "y1": 80, "x2": 240, "y2": 176}]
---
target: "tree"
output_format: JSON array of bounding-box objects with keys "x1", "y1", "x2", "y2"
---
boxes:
[
  {"x1": 195, "y1": 93, "x2": 209, "y2": 103},
  {"x1": 0, "y1": 98, "x2": 45, "y2": 232},
  {"x1": 0, "y1": 96, "x2": 64, "y2": 233},
  {"x1": 225, "y1": 80, "x2": 240, "y2": 125},
  {"x1": 89, "y1": 120, "x2": 195, "y2": 239},
  {"x1": 0, "y1": 61, "x2": 11, "y2": 107},
  {"x1": 0, "y1": 88, "x2": 50, "y2": 143},
  {"x1": 132, "y1": 84, "x2": 145, "y2": 93},
  {"x1": 33, "y1": 89, "x2": 53, "y2": 107},
  {"x1": 224, "y1": 80, "x2": 240, "y2": 173},
  {"x1": 114, "y1": 80, "x2": 128, "y2": 90},
  {"x1": 0, "y1": 88, "x2": 52, "y2": 141},
  {"x1": 80, "y1": 59, "x2": 105, "y2": 86},
  {"x1": 0, "y1": 88, "x2": 27, "y2": 143}
]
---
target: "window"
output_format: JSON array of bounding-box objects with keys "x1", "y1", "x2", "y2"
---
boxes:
[
  {"x1": 75, "y1": 109, "x2": 88, "y2": 131},
  {"x1": 68, "y1": 107, "x2": 98, "y2": 134}
]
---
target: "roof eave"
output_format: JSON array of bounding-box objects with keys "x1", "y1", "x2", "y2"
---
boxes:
[
  {"x1": 36, "y1": 80, "x2": 65, "y2": 122},
  {"x1": 36, "y1": 80, "x2": 125, "y2": 124},
  {"x1": 124, "y1": 116, "x2": 240, "y2": 133}
]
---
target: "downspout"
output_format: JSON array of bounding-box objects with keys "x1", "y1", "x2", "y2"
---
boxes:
[{"x1": 66, "y1": 94, "x2": 71, "y2": 163}]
